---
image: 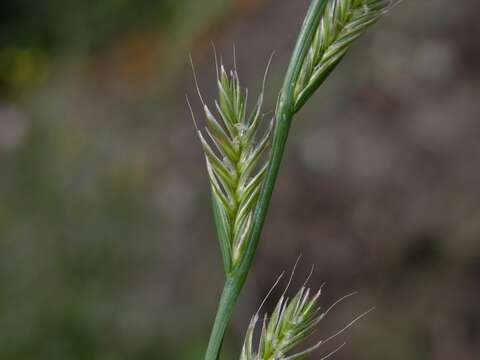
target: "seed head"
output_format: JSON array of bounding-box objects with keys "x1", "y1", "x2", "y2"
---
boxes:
[
  {"x1": 191, "y1": 54, "x2": 274, "y2": 273},
  {"x1": 294, "y1": 0, "x2": 401, "y2": 111}
]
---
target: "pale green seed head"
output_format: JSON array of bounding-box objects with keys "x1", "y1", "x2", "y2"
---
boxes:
[
  {"x1": 193, "y1": 58, "x2": 273, "y2": 273},
  {"x1": 294, "y1": 0, "x2": 401, "y2": 111}
]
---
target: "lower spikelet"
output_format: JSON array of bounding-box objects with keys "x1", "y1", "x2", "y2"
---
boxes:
[{"x1": 240, "y1": 276, "x2": 372, "y2": 360}]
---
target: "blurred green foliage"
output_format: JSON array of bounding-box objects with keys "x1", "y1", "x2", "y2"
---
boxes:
[
  {"x1": 0, "y1": 0, "x2": 227, "y2": 96},
  {"x1": 0, "y1": 0, "x2": 177, "y2": 51},
  {"x1": 0, "y1": 0, "x2": 175, "y2": 95}
]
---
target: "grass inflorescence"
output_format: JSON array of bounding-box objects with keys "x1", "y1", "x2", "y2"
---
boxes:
[
  {"x1": 239, "y1": 268, "x2": 372, "y2": 360},
  {"x1": 189, "y1": 55, "x2": 273, "y2": 273},
  {"x1": 188, "y1": 1, "x2": 401, "y2": 359},
  {"x1": 294, "y1": 0, "x2": 401, "y2": 111}
]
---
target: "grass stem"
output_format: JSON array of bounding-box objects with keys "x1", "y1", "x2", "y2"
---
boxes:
[{"x1": 203, "y1": 1, "x2": 328, "y2": 359}]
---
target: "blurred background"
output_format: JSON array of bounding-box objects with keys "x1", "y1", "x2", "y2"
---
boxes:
[{"x1": 1, "y1": 0, "x2": 479, "y2": 359}]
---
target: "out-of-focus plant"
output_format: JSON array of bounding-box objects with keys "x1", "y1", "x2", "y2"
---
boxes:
[{"x1": 189, "y1": 1, "x2": 400, "y2": 359}]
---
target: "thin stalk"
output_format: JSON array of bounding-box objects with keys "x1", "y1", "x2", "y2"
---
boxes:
[
  {"x1": 204, "y1": 1, "x2": 328, "y2": 359},
  {"x1": 204, "y1": 276, "x2": 240, "y2": 360}
]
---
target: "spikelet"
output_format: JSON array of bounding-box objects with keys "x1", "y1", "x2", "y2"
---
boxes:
[
  {"x1": 240, "y1": 281, "x2": 371, "y2": 360},
  {"x1": 294, "y1": 0, "x2": 400, "y2": 111},
  {"x1": 191, "y1": 55, "x2": 273, "y2": 273}
]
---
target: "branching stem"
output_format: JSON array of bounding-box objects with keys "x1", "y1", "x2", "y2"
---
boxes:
[
  {"x1": 204, "y1": 1, "x2": 329, "y2": 359},
  {"x1": 202, "y1": 0, "x2": 399, "y2": 358}
]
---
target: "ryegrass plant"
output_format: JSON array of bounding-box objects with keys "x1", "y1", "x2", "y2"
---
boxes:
[{"x1": 189, "y1": 1, "x2": 400, "y2": 359}]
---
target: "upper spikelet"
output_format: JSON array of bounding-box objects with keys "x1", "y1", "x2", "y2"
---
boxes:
[
  {"x1": 294, "y1": 0, "x2": 399, "y2": 111},
  {"x1": 192, "y1": 58, "x2": 273, "y2": 273}
]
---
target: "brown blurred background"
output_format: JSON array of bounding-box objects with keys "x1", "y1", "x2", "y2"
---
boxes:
[{"x1": 0, "y1": 0, "x2": 479, "y2": 359}]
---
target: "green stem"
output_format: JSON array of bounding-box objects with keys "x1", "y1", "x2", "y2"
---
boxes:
[
  {"x1": 204, "y1": 276, "x2": 240, "y2": 360},
  {"x1": 204, "y1": 1, "x2": 328, "y2": 359}
]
